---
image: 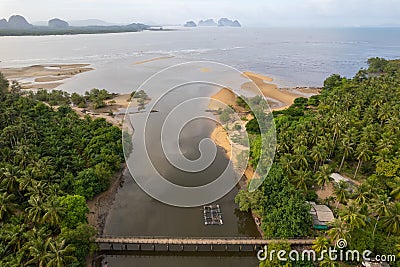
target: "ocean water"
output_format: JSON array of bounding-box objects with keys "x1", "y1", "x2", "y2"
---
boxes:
[{"x1": 0, "y1": 27, "x2": 399, "y2": 93}]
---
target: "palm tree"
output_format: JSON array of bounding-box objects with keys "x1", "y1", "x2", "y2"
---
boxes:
[
  {"x1": 0, "y1": 165, "x2": 20, "y2": 194},
  {"x1": 315, "y1": 164, "x2": 332, "y2": 188},
  {"x1": 0, "y1": 192, "x2": 15, "y2": 221},
  {"x1": 279, "y1": 154, "x2": 294, "y2": 175},
  {"x1": 310, "y1": 144, "x2": 328, "y2": 172},
  {"x1": 371, "y1": 195, "x2": 390, "y2": 239},
  {"x1": 293, "y1": 145, "x2": 309, "y2": 170},
  {"x1": 312, "y1": 236, "x2": 329, "y2": 254},
  {"x1": 338, "y1": 136, "x2": 354, "y2": 172},
  {"x1": 26, "y1": 195, "x2": 45, "y2": 224},
  {"x1": 382, "y1": 202, "x2": 400, "y2": 236},
  {"x1": 23, "y1": 228, "x2": 50, "y2": 267},
  {"x1": 340, "y1": 201, "x2": 366, "y2": 230},
  {"x1": 389, "y1": 177, "x2": 400, "y2": 200},
  {"x1": 377, "y1": 102, "x2": 391, "y2": 126},
  {"x1": 319, "y1": 255, "x2": 339, "y2": 267},
  {"x1": 2, "y1": 223, "x2": 27, "y2": 253},
  {"x1": 42, "y1": 197, "x2": 64, "y2": 226},
  {"x1": 327, "y1": 218, "x2": 351, "y2": 245},
  {"x1": 352, "y1": 184, "x2": 372, "y2": 205},
  {"x1": 45, "y1": 238, "x2": 77, "y2": 267},
  {"x1": 354, "y1": 142, "x2": 372, "y2": 179},
  {"x1": 293, "y1": 169, "x2": 311, "y2": 191},
  {"x1": 333, "y1": 181, "x2": 348, "y2": 208}
]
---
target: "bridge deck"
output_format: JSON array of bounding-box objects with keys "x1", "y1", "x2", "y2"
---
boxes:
[{"x1": 96, "y1": 236, "x2": 315, "y2": 246}]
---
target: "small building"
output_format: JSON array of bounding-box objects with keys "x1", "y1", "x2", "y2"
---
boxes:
[
  {"x1": 363, "y1": 260, "x2": 390, "y2": 267},
  {"x1": 330, "y1": 173, "x2": 357, "y2": 192},
  {"x1": 308, "y1": 202, "x2": 335, "y2": 230}
]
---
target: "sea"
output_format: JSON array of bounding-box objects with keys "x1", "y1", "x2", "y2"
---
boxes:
[{"x1": 0, "y1": 27, "x2": 399, "y2": 94}]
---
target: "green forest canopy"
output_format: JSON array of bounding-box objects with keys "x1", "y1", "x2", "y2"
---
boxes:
[
  {"x1": 236, "y1": 58, "x2": 400, "y2": 265},
  {"x1": 0, "y1": 79, "x2": 124, "y2": 266}
]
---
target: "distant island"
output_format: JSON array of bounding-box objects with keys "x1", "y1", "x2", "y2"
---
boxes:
[
  {"x1": 184, "y1": 21, "x2": 197, "y2": 27},
  {"x1": 0, "y1": 15, "x2": 162, "y2": 36},
  {"x1": 183, "y1": 18, "x2": 241, "y2": 27},
  {"x1": 199, "y1": 19, "x2": 217, "y2": 26},
  {"x1": 217, "y1": 18, "x2": 241, "y2": 27}
]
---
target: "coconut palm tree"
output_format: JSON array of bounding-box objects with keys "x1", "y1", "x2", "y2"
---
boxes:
[
  {"x1": 389, "y1": 177, "x2": 400, "y2": 200},
  {"x1": 23, "y1": 228, "x2": 50, "y2": 267},
  {"x1": 338, "y1": 136, "x2": 354, "y2": 172},
  {"x1": 0, "y1": 165, "x2": 20, "y2": 194},
  {"x1": 333, "y1": 181, "x2": 348, "y2": 208},
  {"x1": 293, "y1": 169, "x2": 312, "y2": 191},
  {"x1": 279, "y1": 154, "x2": 294, "y2": 175},
  {"x1": 354, "y1": 142, "x2": 372, "y2": 179},
  {"x1": 2, "y1": 223, "x2": 27, "y2": 253},
  {"x1": 42, "y1": 197, "x2": 64, "y2": 227},
  {"x1": 327, "y1": 218, "x2": 351, "y2": 245},
  {"x1": 382, "y1": 202, "x2": 400, "y2": 236},
  {"x1": 312, "y1": 236, "x2": 329, "y2": 254},
  {"x1": 315, "y1": 164, "x2": 332, "y2": 188},
  {"x1": 45, "y1": 238, "x2": 77, "y2": 267},
  {"x1": 340, "y1": 201, "x2": 366, "y2": 230},
  {"x1": 319, "y1": 255, "x2": 339, "y2": 267},
  {"x1": 370, "y1": 195, "x2": 391, "y2": 239},
  {"x1": 310, "y1": 144, "x2": 328, "y2": 172},
  {"x1": 26, "y1": 195, "x2": 45, "y2": 224},
  {"x1": 352, "y1": 184, "x2": 372, "y2": 205},
  {"x1": 0, "y1": 192, "x2": 15, "y2": 221},
  {"x1": 293, "y1": 145, "x2": 309, "y2": 170}
]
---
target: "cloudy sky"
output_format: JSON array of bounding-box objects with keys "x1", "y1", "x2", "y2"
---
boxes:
[{"x1": 1, "y1": 0, "x2": 400, "y2": 27}]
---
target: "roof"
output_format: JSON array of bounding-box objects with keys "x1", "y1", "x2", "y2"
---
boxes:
[
  {"x1": 363, "y1": 261, "x2": 390, "y2": 267},
  {"x1": 330, "y1": 173, "x2": 349, "y2": 184},
  {"x1": 308, "y1": 202, "x2": 335, "y2": 225}
]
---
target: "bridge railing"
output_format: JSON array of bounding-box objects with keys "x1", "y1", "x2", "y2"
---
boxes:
[{"x1": 96, "y1": 235, "x2": 315, "y2": 241}]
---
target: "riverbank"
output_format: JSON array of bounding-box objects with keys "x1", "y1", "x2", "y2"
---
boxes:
[
  {"x1": 86, "y1": 166, "x2": 126, "y2": 234},
  {"x1": 209, "y1": 72, "x2": 320, "y2": 237}
]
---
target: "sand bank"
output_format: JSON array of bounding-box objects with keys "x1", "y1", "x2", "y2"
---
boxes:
[
  {"x1": 133, "y1": 56, "x2": 175, "y2": 65},
  {"x1": 209, "y1": 71, "x2": 320, "y2": 183},
  {"x1": 242, "y1": 71, "x2": 319, "y2": 110},
  {"x1": 0, "y1": 64, "x2": 93, "y2": 90}
]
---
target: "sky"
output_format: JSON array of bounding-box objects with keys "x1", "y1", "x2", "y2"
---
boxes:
[{"x1": 1, "y1": 0, "x2": 400, "y2": 27}]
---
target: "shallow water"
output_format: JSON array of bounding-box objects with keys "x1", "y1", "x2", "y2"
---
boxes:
[{"x1": 1, "y1": 27, "x2": 399, "y2": 93}]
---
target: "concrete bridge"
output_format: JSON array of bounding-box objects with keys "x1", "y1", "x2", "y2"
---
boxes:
[{"x1": 95, "y1": 236, "x2": 315, "y2": 252}]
